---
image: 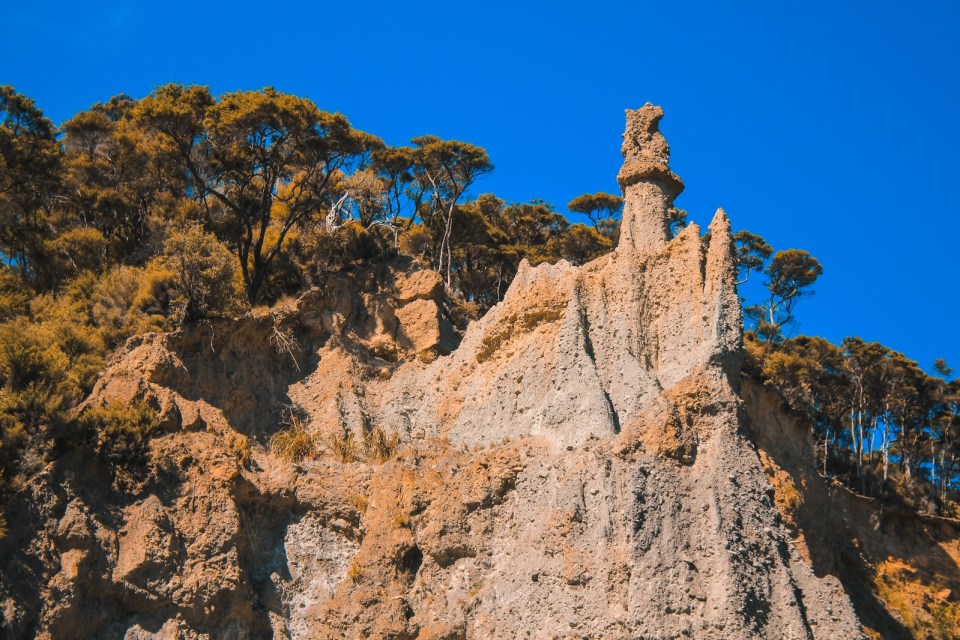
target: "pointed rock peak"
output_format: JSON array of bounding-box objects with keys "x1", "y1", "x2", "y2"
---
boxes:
[
  {"x1": 706, "y1": 207, "x2": 738, "y2": 303},
  {"x1": 675, "y1": 221, "x2": 701, "y2": 241},
  {"x1": 707, "y1": 208, "x2": 735, "y2": 262},
  {"x1": 708, "y1": 208, "x2": 731, "y2": 235}
]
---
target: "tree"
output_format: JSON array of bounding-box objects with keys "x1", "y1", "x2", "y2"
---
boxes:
[
  {"x1": 938, "y1": 380, "x2": 960, "y2": 503},
  {"x1": 886, "y1": 356, "x2": 935, "y2": 485},
  {"x1": 561, "y1": 223, "x2": 613, "y2": 266},
  {"x1": 60, "y1": 94, "x2": 164, "y2": 263},
  {"x1": 133, "y1": 85, "x2": 381, "y2": 303},
  {"x1": 408, "y1": 136, "x2": 492, "y2": 286},
  {"x1": 368, "y1": 145, "x2": 418, "y2": 244},
  {"x1": 567, "y1": 192, "x2": 623, "y2": 229},
  {"x1": 934, "y1": 358, "x2": 954, "y2": 378},
  {"x1": 440, "y1": 195, "x2": 569, "y2": 311},
  {"x1": 840, "y1": 338, "x2": 899, "y2": 492},
  {"x1": 746, "y1": 249, "x2": 822, "y2": 341},
  {"x1": 733, "y1": 230, "x2": 773, "y2": 285},
  {"x1": 0, "y1": 86, "x2": 61, "y2": 279}
]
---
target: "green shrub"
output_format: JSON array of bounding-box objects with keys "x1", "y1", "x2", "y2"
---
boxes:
[
  {"x1": 85, "y1": 400, "x2": 161, "y2": 464},
  {"x1": 158, "y1": 226, "x2": 246, "y2": 325},
  {"x1": 92, "y1": 265, "x2": 145, "y2": 345},
  {"x1": 44, "y1": 227, "x2": 109, "y2": 281}
]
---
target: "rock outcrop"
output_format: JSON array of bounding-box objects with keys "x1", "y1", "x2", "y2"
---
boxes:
[{"x1": 0, "y1": 105, "x2": 867, "y2": 639}]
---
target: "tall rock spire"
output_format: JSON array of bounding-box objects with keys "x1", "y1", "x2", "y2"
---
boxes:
[{"x1": 616, "y1": 104, "x2": 685, "y2": 256}]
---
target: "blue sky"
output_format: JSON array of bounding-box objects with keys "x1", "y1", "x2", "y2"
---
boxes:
[{"x1": 3, "y1": 1, "x2": 958, "y2": 374}]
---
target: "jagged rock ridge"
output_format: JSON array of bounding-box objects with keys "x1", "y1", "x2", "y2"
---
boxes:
[{"x1": 1, "y1": 105, "x2": 864, "y2": 639}]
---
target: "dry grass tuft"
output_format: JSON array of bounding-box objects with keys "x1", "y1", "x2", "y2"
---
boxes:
[
  {"x1": 363, "y1": 427, "x2": 400, "y2": 462},
  {"x1": 325, "y1": 431, "x2": 360, "y2": 463},
  {"x1": 270, "y1": 416, "x2": 318, "y2": 462},
  {"x1": 226, "y1": 432, "x2": 252, "y2": 466}
]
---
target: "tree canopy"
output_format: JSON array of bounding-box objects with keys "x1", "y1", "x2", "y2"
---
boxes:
[{"x1": 133, "y1": 85, "x2": 382, "y2": 303}]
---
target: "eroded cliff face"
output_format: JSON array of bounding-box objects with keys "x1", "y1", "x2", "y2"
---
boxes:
[
  {"x1": 743, "y1": 379, "x2": 960, "y2": 639},
  {"x1": 0, "y1": 106, "x2": 866, "y2": 639}
]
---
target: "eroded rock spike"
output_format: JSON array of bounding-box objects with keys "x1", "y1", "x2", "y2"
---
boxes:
[{"x1": 617, "y1": 104, "x2": 685, "y2": 257}]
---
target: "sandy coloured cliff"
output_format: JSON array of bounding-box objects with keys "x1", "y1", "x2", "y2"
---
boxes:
[{"x1": 0, "y1": 105, "x2": 869, "y2": 639}]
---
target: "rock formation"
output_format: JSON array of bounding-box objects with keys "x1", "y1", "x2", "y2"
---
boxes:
[{"x1": 0, "y1": 105, "x2": 867, "y2": 639}]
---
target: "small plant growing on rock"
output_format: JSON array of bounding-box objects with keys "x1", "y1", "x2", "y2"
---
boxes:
[
  {"x1": 349, "y1": 494, "x2": 368, "y2": 514},
  {"x1": 86, "y1": 400, "x2": 161, "y2": 465},
  {"x1": 347, "y1": 559, "x2": 363, "y2": 583},
  {"x1": 325, "y1": 431, "x2": 359, "y2": 463},
  {"x1": 363, "y1": 426, "x2": 400, "y2": 462},
  {"x1": 226, "y1": 432, "x2": 252, "y2": 466},
  {"x1": 269, "y1": 323, "x2": 301, "y2": 371},
  {"x1": 269, "y1": 415, "x2": 318, "y2": 462}
]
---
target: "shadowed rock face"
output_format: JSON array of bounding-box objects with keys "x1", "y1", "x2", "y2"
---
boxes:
[{"x1": 0, "y1": 107, "x2": 865, "y2": 639}]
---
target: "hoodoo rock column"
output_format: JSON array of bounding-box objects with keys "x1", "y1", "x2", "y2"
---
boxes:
[{"x1": 616, "y1": 103, "x2": 686, "y2": 256}]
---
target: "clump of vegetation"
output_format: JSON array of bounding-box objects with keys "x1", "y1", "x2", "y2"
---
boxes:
[
  {"x1": 871, "y1": 560, "x2": 960, "y2": 639},
  {"x1": 363, "y1": 426, "x2": 400, "y2": 462},
  {"x1": 325, "y1": 431, "x2": 359, "y2": 464},
  {"x1": 84, "y1": 399, "x2": 161, "y2": 464},
  {"x1": 270, "y1": 415, "x2": 318, "y2": 462},
  {"x1": 929, "y1": 600, "x2": 960, "y2": 640},
  {"x1": 156, "y1": 227, "x2": 247, "y2": 325},
  {"x1": 225, "y1": 431, "x2": 252, "y2": 466},
  {"x1": 348, "y1": 494, "x2": 368, "y2": 515},
  {"x1": 270, "y1": 417, "x2": 402, "y2": 465},
  {"x1": 347, "y1": 559, "x2": 363, "y2": 583},
  {"x1": 321, "y1": 427, "x2": 402, "y2": 464}
]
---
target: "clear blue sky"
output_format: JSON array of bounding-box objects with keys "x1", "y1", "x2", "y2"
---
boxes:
[{"x1": 3, "y1": 1, "x2": 958, "y2": 374}]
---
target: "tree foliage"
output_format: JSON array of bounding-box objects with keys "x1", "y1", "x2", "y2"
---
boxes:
[
  {"x1": 0, "y1": 86, "x2": 61, "y2": 279},
  {"x1": 568, "y1": 192, "x2": 622, "y2": 226},
  {"x1": 740, "y1": 238, "x2": 822, "y2": 341},
  {"x1": 733, "y1": 230, "x2": 772, "y2": 284},
  {"x1": 158, "y1": 226, "x2": 245, "y2": 325},
  {"x1": 133, "y1": 84, "x2": 382, "y2": 303}
]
